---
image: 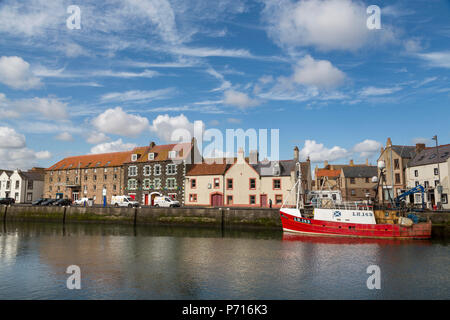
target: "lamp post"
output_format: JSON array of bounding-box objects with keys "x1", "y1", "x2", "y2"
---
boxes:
[{"x1": 432, "y1": 135, "x2": 442, "y2": 210}]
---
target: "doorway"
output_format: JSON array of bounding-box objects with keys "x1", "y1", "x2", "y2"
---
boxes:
[
  {"x1": 260, "y1": 194, "x2": 268, "y2": 207},
  {"x1": 211, "y1": 193, "x2": 223, "y2": 207}
]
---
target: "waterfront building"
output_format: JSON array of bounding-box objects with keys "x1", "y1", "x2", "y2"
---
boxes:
[
  {"x1": 45, "y1": 151, "x2": 132, "y2": 204},
  {"x1": 123, "y1": 139, "x2": 201, "y2": 206},
  {"x1": 184, "y1": 147, "x2": 311, "y2": 208},
  {"x1": 377, "y1": 137, "x2": 425, "y2": 203},
  {"x1": 405, "y1": 144, "x2": 450, "y2": 209},
  {"x1": 339, "y1": 166, "x2": 378, "y2": 202},
  {"x1": 313, "y1": 159, "x2": 370, "y2": 191},
  {"x1": 0, "y1": 168, "x2": 44, "y2": 203}
]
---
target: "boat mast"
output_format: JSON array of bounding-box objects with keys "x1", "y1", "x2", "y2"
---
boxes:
[{"x1": 296, "y1": 162, "x2": 304, "y2": 210}]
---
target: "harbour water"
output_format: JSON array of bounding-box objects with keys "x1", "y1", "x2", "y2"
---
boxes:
[{"x1": 0, "y1": 221, "x2": 448, "y2": 300}]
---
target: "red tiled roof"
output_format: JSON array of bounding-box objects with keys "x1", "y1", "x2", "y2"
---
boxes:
[
  {"x1": 316, "y1": 169, "x2": 340, "y2": 177},
  {"x1": 132, "y1": 142, "x2": 192, "y2": 163},
  {"x1": 46, "y1": 150, "x2": 135, "y2": 170},
  {"x1": 186, "y1": 163, "x2": 230, "y2": 176}
]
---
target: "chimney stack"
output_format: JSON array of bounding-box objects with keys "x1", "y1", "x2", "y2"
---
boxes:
[
  {"x1": 387, "y1": 137, "x2": 392, "y2": 147},
  {"x1": 415, "y1": 143, "x2": 426, "y2": 154},
  {"x1": 249, "y1": 150, "x2": 259, "y2": 164},
  {"x1": 237, "y1": 147, "x2": 245, "y2": 164},
  {"x1": 365, "y1": 159, "x2": 369, "y2": 166},
  {"x1": 349, "y1": 159, "x2": 354, "y2": 166},
  {"x1": 149, "y1": 141, "x2": 156, "y2": 148},
  {"x1": 294, "y1": 146, "x2": 299, "y2": 162},
  {"x1": 324, "y1": 160, "x2": 329, "y2": 168}
]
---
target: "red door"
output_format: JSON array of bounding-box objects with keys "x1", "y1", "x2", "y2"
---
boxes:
[
  {"x1": 211, "y1": 194, "x2": 223, "y2": 207},
  {"x1": 144, "y1": 194, "x2": 149, "y2": 205},
  {"x1": 129, "y1": 194, "x2": 135, "y2": 200},
  {"x1": 260, "y1": 195, "x2": 267, "y2": 207}
]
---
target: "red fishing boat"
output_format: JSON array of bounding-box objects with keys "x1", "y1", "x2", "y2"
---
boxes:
[{"x1": 280, "y1": 163, "x2": 432, "y2": 240}]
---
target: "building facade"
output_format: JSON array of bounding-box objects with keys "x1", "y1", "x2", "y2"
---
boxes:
[
  {"x1": 45, "y1": 151, "x2": 131, "y2": 204},
  {"x1": 377, "y1": 137, "x2": 424, "y2": 203},
  {"x1": 405, "y1": 144, "x2": 450, "y2": 209},
  {"x1": 339, "y1": 166, "x2": 378, "y2": 202},
  {"x1": 123, "y1": 140, "x2": 200, "y2": 205},
  {"x1": 0, "y1": 168, "x2": 44, "y2": 203}
]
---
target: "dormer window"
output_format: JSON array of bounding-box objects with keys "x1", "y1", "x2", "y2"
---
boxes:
[
  {"x1": 148, "y1": 153, "x2": 155, "y2": 160},
  {"x1": 168, "y1": 151, "x2": 177, "y2": 159},
  {"x1": 131, "y1": 154, "x2": 138, "y2": 162},
  {"x1": 273, "y1": 162, "x2": 280, "y2": 176}
]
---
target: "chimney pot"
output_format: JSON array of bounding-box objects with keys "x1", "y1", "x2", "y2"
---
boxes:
[{"x1": 387, "y1": 137, "x2": 392, "y2": 147}]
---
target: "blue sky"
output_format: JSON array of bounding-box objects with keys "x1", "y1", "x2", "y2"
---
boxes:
[{"x1": 0, "y1": 0, "x2": 449, "y2": 169}]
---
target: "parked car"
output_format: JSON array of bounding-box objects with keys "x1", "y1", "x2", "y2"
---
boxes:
[
  {"x1": 40, "y1": 199, "x2": 58, "y2": 206},
  {"x1": 153, "y1": 196, "x2": 180, "y2": 207},
  {"x1": 32, "y1": 198, "x2": 48, "y2": 206},
  {"x1": 0, "y1": 198, "x2": 15, "y2": 205},
  {"x1": 74, "y1": 197, "x2": 90, "y2": 206},
  {"x1": 53, "y1": 198, "x2": 72, "y2": 206},
  {"x1": 111, "y1": 195, "x2": 139, "y2": 207}
]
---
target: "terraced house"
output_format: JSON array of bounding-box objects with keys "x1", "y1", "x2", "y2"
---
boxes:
[
  {"x1": 123, "y1": 139, "x2": 200, "y2": 206},
  {"x1": 45, "y1": 151, "x2": 132, "y2": 203},
  {"x1": 0, "y1": 168, "x2": 44, "y2": 203}
]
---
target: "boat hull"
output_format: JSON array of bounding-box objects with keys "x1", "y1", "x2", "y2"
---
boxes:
[{"x1": 280, "y1": 210, "x2": 432, "y2": 240}]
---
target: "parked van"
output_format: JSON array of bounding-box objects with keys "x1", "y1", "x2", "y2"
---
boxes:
[
  {"x1": 111, "y1": 195, "x2": 140, "y2": 207},
  {"x1": 153, "y1": 196, "x2": 180, "y2": 207}
]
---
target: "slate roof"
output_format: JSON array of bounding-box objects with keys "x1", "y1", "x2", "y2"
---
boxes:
[
  {"x1": 408, "y1": 144, "x2": 450, "y2": 167},
  {"x1": 186, "y1": 163, "x2": 230, "y2": 176},
  {"x1": 0, "y1": 170, "x2": 13, "y2": 177},
  {"x1": 391, "y1": 145, "x2": 417, "y2": 159},
  {"x1": 341, "y1": 166, "x2": 378, "y2": 178},
  {"x1": 19, "y1": 171, "x2": 44, "y2": 181},
  {"x1": 252, "y1": 160, "x2": 294, "y2": 176}
]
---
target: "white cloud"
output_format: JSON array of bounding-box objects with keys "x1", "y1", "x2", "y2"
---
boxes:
[
  {"x1": 92, "y1": 107, "x2": 150, "y2": 137},
  {"x1": 91, "y1": 69, "x2": 159, "y2": 78},
  {"x1": 352, "y1": 139, "x2": 382, "y2": 158},
  {"x1": 299, "y1": 140, "x2": 349, "y2": 162},
  {"x1": 227, "y1": 118, "x2": 242, "y2": 124},
  {"x1": 360, "y1": 86, "x2": 402, "y2": 96},
  {"x1": 0, "y1": 56, "x2": 41, "y2": 90},
  {"x1": 223, "y1": 90, "x2": 260, "y2": 108},
  {"x1": 262, "y1": 0, "x2": 372, "y2": 51},
  {"x1": 100, "y1": 88, "x2": 175, "y2": 103},
  {"x1": 417, "y1": 51, "x2": 450, "y2": 68},
  {"x1": 55, "y1": 132, "x2": 73, "y2": 141},
  {"x1": 90, "y1": 139, "x2": 136, "y2": 154},
  {"x1": 293, "y1": 55, "x2": 346, "y2": 89},
  {"x1": 0, "y1": 95, "x2": 69, "y2": 120},
  {"x1": 86, "y1": 132, "x2": 110, "y2": 144},
  {"x1": 0, "y1": 126, "x2": 51, "y2": 169},
  {"x1": 150, "y1": 114, "x2": 204, "y2": 142},
  {"x1": 0, "y1": 127, "x2": 26, "y2": 148}
]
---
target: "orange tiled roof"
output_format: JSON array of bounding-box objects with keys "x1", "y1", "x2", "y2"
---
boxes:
[
  {"x1": 316, "y1": 169, "x2": 341, "y2": 177},
  {"x1": 131, "y1": 142, "x2": 193, "y2": 163},
  {"x1": 186, "y1": 163, "x2": 230, "y2": 176},
  {"x1": 46, "y1": 150, "x2": 135, "y2": 170}
]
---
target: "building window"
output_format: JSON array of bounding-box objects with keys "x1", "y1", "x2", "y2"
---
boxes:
[
  {"x1": 275, "y1": 195, "x2": 283, "y2": 205},
  {"x1": 249, "y1": 178, "x2": 256, "y2": 190},
  {"x1": 415, "y1": 181, "x2": 419, "y2": 187},
  {"x1": 442, "y1": 194, "x2": 448, "y2": 204},
  {"x1": 49, "y1": 186, "x2": 52, "y2": 191},
  {"x1": 415, "y1": 194, "x2": 421, "y2": 203},
  {"x1": 84, "y1": 176, "x2": 88, "y2": 181},
  {"x1": 395, "y1": 173, "x2": 401, "y2": 184},
  {"x1": 191, "y1": 179, "x2": 196, "y2": 189},
  {"x1": 15, "y1": 181, "x2": 19, "y2": 189},
  {"x1": 6, "y1": 181, "x2": 10, "y2": 189},
  {"x1": 113, "y1": 185, "x2": 116, "y2": 191},
  {"x1": 153, "y1": 178, "x2": 161, "y2": 189},
  {"x1": 143, "y1": 165, "x2": 151, "y2": 176},
  {"x1": 143, "y1": 178, "x2": 151, "y2": 190},
  {"x1": 273, "y1": 179, "x2": 281, "y2": 190},
  {"x1": 226, "y1": 179, "x2": 233, "y2": 190},
  {"x1": 154, "y1": 164, "x2": 161, "y2": 176},
  {"x1": 131, "y1": 154, "x2": 137, "y2": 162},
  {"x1": 93, "y1": 185, "x2": 96, "y2": 190},
  {"x1": 83, "y1": 185, "x2": 87, "y2": 194},
  {"x1": 424, "y1": 181, "x2": 429, "y2": 188},
  {"x1": 351, "y1": 189, "x2": 356, "y2": 196},
  {"x1": 350, "y1": 178, "x2": 355, "y2": 184},
  {"x1": 434, "y1": 168, "x2": 439, "y2": 175},
  {"x1": 166, "y1": 164, "x2": 177, "y2": 175},
  {"x1": 128, "y1": 179, "x2": 138, "y2": 190},
  {"x1": 414, "y1": 170, "x2": 418, "y2": 177},
  {"x1": 27, "y1": 193, "x2": 33, "y2": 201},
  {"x1": 249, "y1": 195, "x2": 256, "y2": 205},
  {"x1": 27, "y1": 180, "x2": 33, "y2": 190},
  {"x1": 435, "y1": 180, "x2": 440, "y2": 187},
  {"x1": 394, "y1": 159, "x2": 399, "y2": 169},
  {"x1": 189, "y1": 194, "x2": 197, "y2": 202},
  {"x1": 104, "y1": 175, "x2": 107, "y2": 180},
  {"x1": 148, "y1": 153, "x2": 155, "y2": 160},
  {"x1": 166, "y1": 178, "x2": 177, "y2": 189},
  {"x1": 93, "y1": 175, "x2": 97, "y2": 181},
  {"x1": 365, "y1": 178, "x2": 369, "y2": 183},
  {"x1": 168, "y1": 151, "x2": 177, "y2": 159},
  {"x1": 214, "y1": 178, "x2": 220, "y2": 188},
  {"x1": 227, "y1": 195, "x2": 233, "y2": 205},
  {"x1": 128, "y1": 166, "x2": 137, "y2": 177}
]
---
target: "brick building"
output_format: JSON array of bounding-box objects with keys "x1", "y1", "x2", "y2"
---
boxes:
[{"x1": 45, "y1": 151, "x2": 132, "y2": 204}]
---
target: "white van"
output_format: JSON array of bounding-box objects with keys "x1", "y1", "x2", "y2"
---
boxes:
[
  {"x1": 111, "y1": 195, "x2": 140, "y2": 207},
  {"x1": 153, "y1": 196, "x2": 180, "y2": 207}
]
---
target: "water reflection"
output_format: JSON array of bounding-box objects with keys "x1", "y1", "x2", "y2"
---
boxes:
[{"x1": 0, "y1": 221, "x2": 448, "y2": 300}]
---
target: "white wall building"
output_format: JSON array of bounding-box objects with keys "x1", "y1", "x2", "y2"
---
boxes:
[
  {"x1": 405, "y1": 144, "x2": 450, "y2": 210},
  {"x1": 0, "y1": 169, "x2": 44, "y2": 203}
]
